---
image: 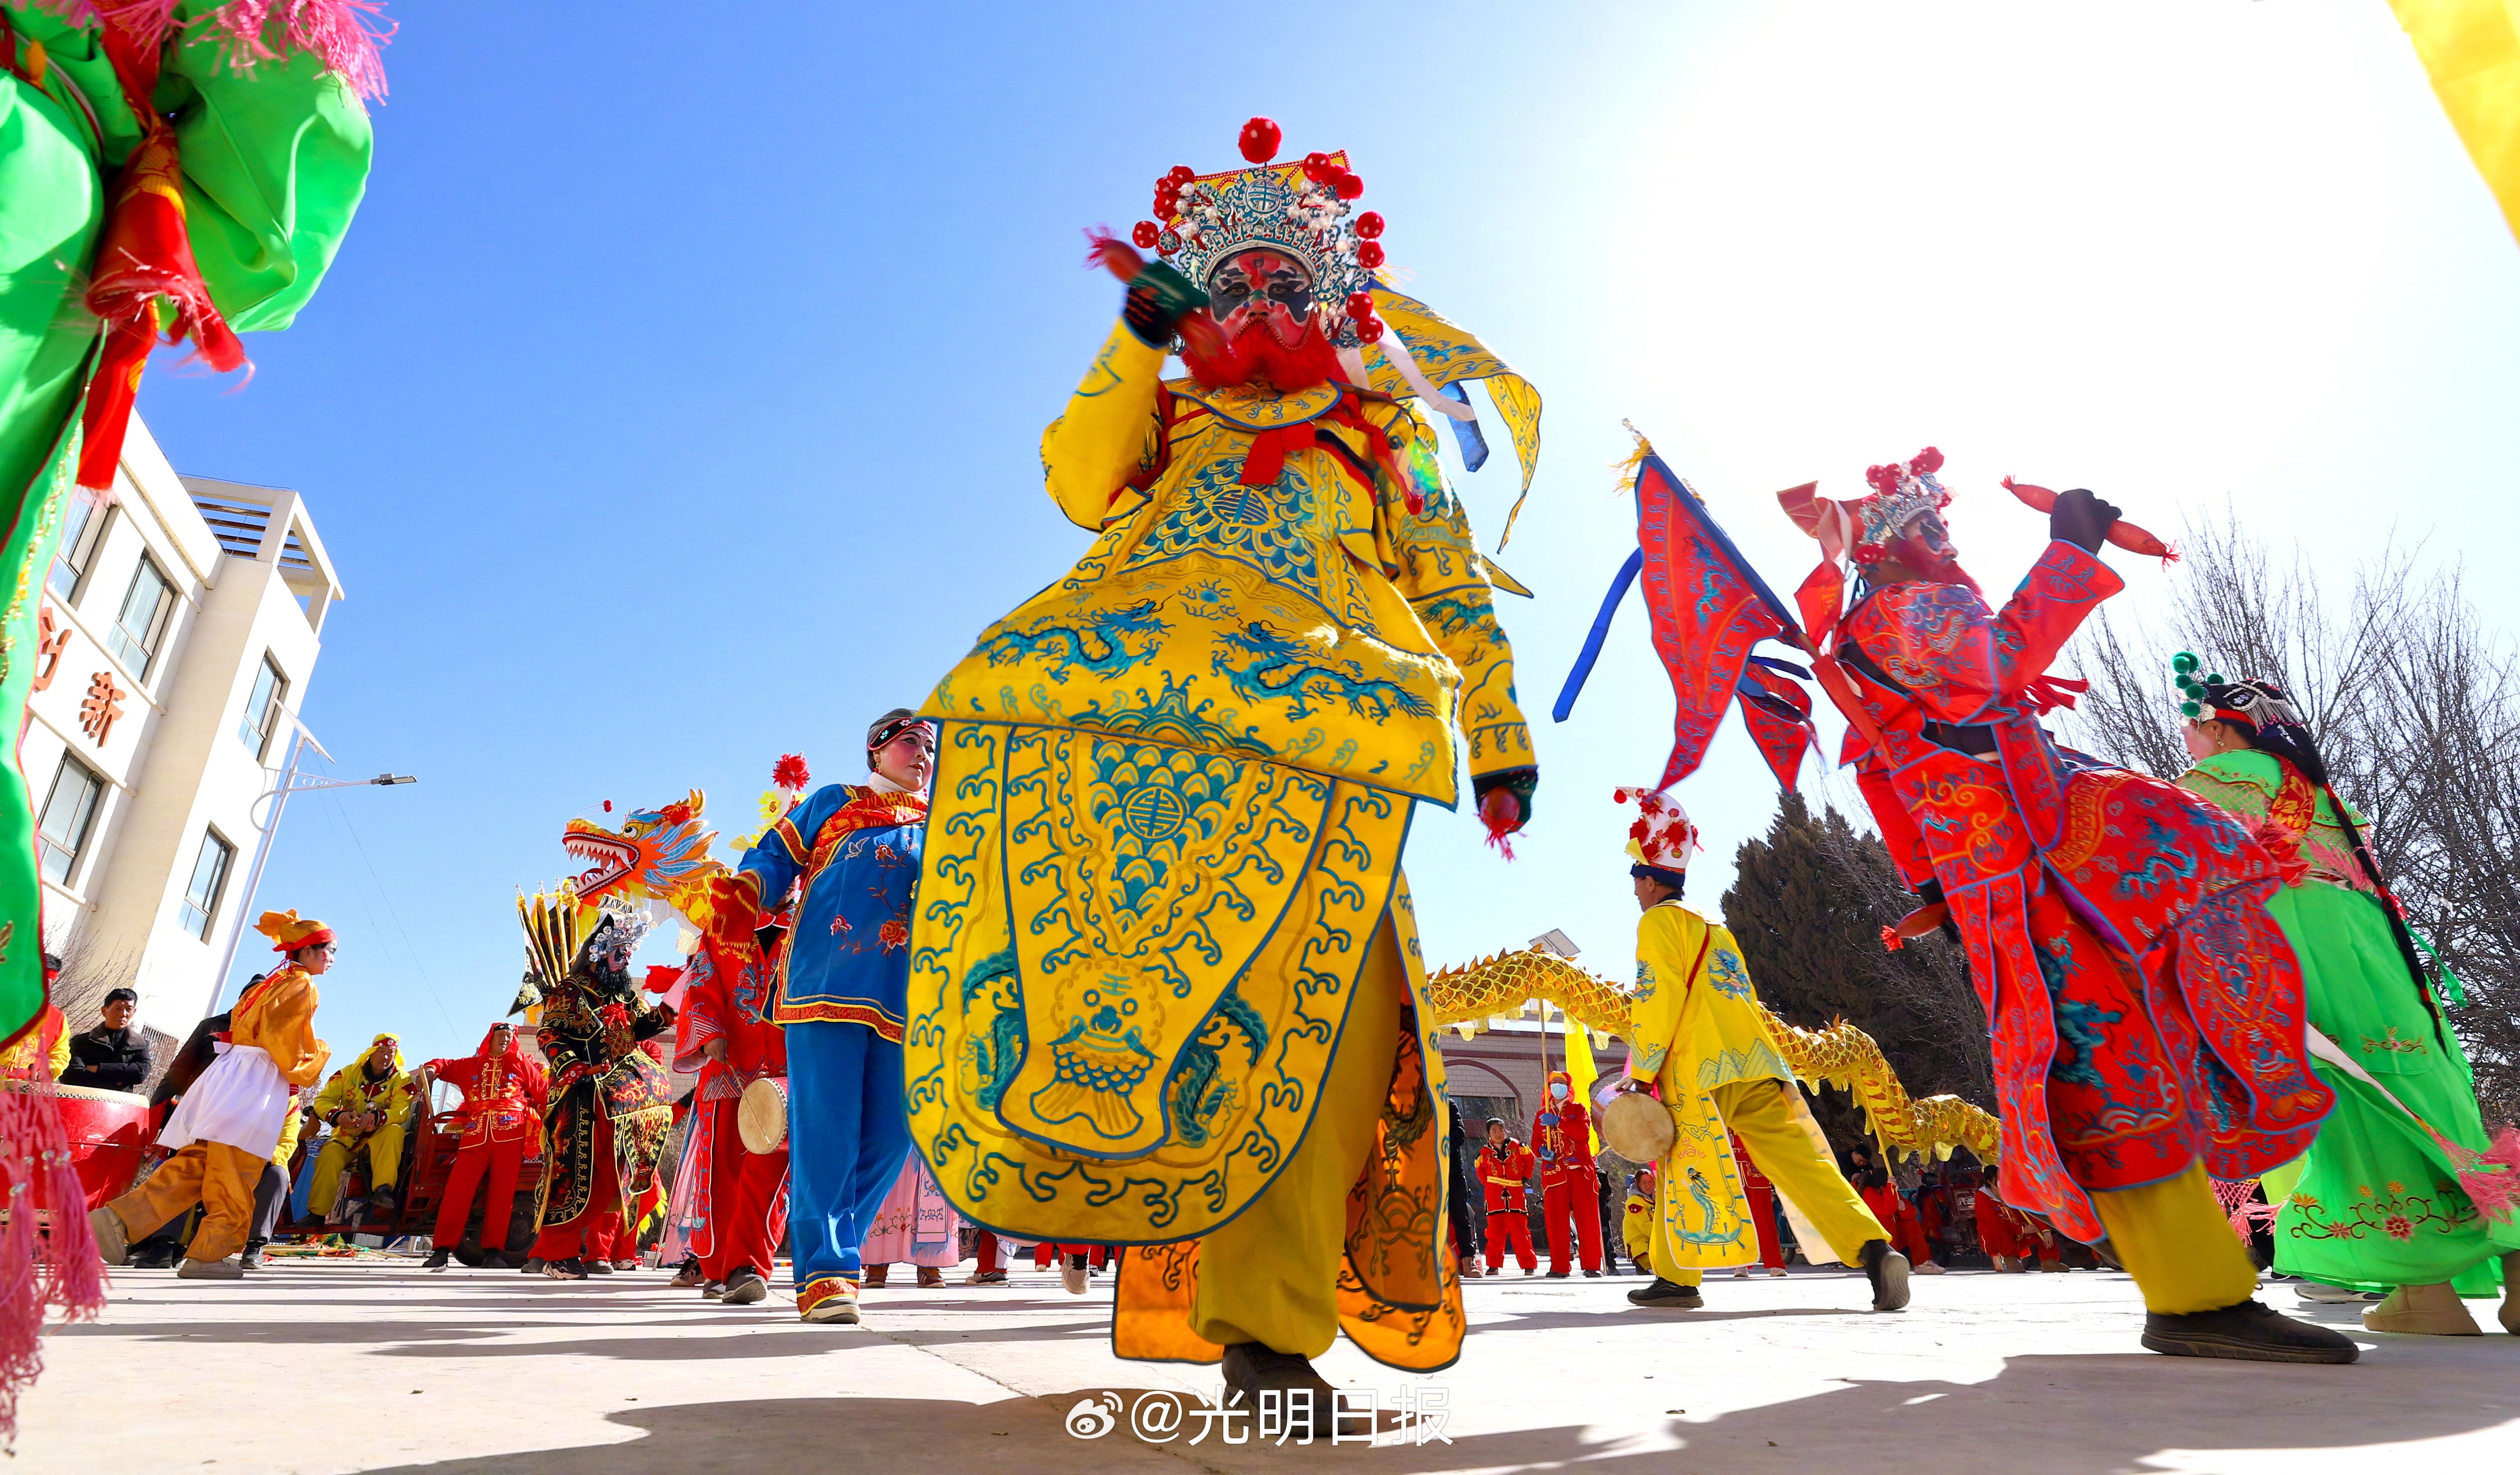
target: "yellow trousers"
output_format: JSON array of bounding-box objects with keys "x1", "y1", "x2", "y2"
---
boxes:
[
  {"x1": 108, "y1": 1143, "x2": 264, "y2": 1263},
  {"x1": 308, "y1": 1123, "x2": 406, "y2": 1215},
  {"x1": 1188, "y1": 912, "x2": 1406, "y2": 1358},
  {"x1": 1653, "y1": 1078, "x2": 1887, "y2": 1287},
  {"x1": 2092, "y1": 1162, "x2": 2260, "y2": 1315}
]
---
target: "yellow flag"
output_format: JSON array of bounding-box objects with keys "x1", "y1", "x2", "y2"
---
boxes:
[
  {"x1": 1564, "y1": 1012, "x2": 1599, "y2": 1120},
  {"x1": 2391, "y1": 0, "x2": 2520, "y2": 245}
]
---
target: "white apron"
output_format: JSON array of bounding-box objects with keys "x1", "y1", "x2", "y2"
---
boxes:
[{"x1": 158, "y1": 1042, "x2": 292, "y2": 1156}]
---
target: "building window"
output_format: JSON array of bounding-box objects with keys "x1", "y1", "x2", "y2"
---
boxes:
[
  {"x1": 105, "y1": 557, "x2": 175, "y2": 680},
  {"x1": 47, "y1": 496, "x2": 105, "y2": 603},
  {"x1": 238, "y1": 654, "x2": 288, "y2": 757},
  {"x1": 179, "y1": 830, "x2": 235, "y2": 940},
  {"x1": 37, "y1": 756, "x2": 105, "y2": 886}
]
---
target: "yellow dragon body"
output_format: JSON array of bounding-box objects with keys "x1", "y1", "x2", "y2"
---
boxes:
[{"x1": 1424, "y1": 947, "x2": 1999, "y2": 1162}]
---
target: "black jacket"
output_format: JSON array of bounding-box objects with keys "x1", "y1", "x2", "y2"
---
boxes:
[{"x1": 61, "y1": 1025, "x2": 150, "y2": 1093}]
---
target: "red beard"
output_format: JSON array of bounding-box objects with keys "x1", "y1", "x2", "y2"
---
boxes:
[{"x1": 1181, "y1": 306, "x2": 1344, "y2": 393}]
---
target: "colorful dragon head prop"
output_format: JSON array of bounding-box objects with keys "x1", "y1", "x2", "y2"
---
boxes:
[{"x1": 561, "y1": 791, "x2": 727, "y2": 930}]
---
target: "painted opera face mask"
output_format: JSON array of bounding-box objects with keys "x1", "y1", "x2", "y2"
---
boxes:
[
  {"x1": 1204, "y1": 246, "x2": 1317, "y2": 340},
  {"x1": 1885, "y1": 509, "x2": 1969, "y2": 586}
]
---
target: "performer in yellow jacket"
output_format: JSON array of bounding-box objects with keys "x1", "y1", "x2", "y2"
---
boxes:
[
  {"x1": 92, "y1": 911, "x2": 333, "y2": 1277},
  {"x1": 1611, "y1": 791, "x2": 1904, "y2": 1313},
  {"x1": 307, "y1": 1033, "x2": 415, "y2": 1217},
  {"x1": 910, "y1": 118, "x2": 1543, "y2": 1420}
]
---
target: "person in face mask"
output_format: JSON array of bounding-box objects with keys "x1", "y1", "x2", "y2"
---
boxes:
[{"x1": 1531, "y1": 1071, "x2": 1604, "y2": 1278}]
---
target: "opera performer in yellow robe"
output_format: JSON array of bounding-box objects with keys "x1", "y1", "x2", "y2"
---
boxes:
[
  {"x1": 91, "y1": 911, "x2": 333, "y2": 1279},
  {"x1": 1609, "y1": 790, "x2": 1907, "y2": 1313},
  {"x1": 910, "y1": 118, "x2": 1544, "y2": 1416},
  {"x1": 307, "y1": 1033, "x2": 416, "y2": 1218}
]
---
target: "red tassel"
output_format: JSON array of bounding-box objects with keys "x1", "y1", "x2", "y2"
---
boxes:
[
  {"x1": 0, "y1": 1083, "x2": 107, "y2": 1441},
  {"x1": 1083, "y1": 227, "x2": 1144, "y2": 283},
  {"x1": 1879, "y1": 924, "x2": 1904, "y2": 953},
  {"x1": 1480, "y1": 790, "x2": 1519, "y2": 861}
]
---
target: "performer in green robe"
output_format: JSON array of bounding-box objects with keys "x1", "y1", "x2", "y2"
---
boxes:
[{"x1": 2172, "y1": 661, "x2": 2520, "y2": 1336}]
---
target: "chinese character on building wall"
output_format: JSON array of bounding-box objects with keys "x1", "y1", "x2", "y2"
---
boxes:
[
  {"x1": 31, "y1": 606, "x2": 70, "y2": 692},
  {"x1": 79, "y1": 670, "x2": 125, "y2": 745}
]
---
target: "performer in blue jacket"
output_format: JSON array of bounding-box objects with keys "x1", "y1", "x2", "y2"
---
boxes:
[{"x1": 718, "y1": 709, "x2": 932, "y2": 1324}]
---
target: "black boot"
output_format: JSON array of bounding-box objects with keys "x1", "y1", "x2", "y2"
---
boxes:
[
  {"x1": 2141, "y1": 1299, "x2": 2360, "y2": 1364},
  {"x1": 422, "y1": 1248, "x2": 451, "y2": 1270},
  {"x1": 1221, "y1": 1343, "x2": 1361, "y2": 1440},
  {"x1": 1860, "y1": 1238, "x2": 1910, "y2": 1311},
  {"x1": 1627, "y1": 1277, "x2": 1703, "y2": 1309}
]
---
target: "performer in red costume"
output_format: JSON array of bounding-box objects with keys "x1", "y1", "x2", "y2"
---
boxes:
[
  {"x1": 674, "y1": 936, "x2": 790, "y2": 1307},
  {"x1": 1782, "y1": 451, "x2": 2352, "y2": 1362},
  {"x1": 420, "y1": 1023, "x2": 547, "y2": 1270},
  {"x1": 1728, "y1": 1134, "x2": 1791, "y2": 1278},
  {"x1": 1475, "y1": 1118, "x2": 1538, "y2": 1275},
  {"x1": 1532, "y1": 1071, "x2": 1603, "y2": 1277}
]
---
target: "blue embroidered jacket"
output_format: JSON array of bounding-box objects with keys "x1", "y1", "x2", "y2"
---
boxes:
[{"x1": 736, "y1": 783, "x2": 928, "y2": 1041}]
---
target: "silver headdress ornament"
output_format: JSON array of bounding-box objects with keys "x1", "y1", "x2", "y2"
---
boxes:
[
  {"x1": 1134, "y1": 118, "x2": 1385, "y2": 351},
  {"x1": 1852, "y1": 447, "x2": 1952, "y2": 561},
  {"x1": 585, "y1": 894, "x2": 654, "y2": 959}
]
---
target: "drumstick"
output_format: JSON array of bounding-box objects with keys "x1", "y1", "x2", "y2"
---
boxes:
[{"x1": 2001, "y1": 477, "x2": 2177, "y2": 563}]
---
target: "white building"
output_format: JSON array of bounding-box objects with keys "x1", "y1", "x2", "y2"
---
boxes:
[{"x1": 23, "y1": 417, "x2": 343, "y2": 1029}]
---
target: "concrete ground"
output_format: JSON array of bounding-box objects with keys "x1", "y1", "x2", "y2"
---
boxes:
[{"x1": 14, "y1": 1257, "x2": 2518, "y2": 1473}]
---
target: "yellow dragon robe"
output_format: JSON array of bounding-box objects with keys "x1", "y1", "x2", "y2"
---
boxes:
[
  {"x1": 1624, "y1": 900, "x2": 1841, "y2": 1274},
  {"x1": 911, "y1": 318, "x2": 1532, "y2": 1369}
]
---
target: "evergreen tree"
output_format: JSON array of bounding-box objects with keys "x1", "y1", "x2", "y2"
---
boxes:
[{"x1": 1718, "y1": 792, "x2": 1993, "y2": 1156}]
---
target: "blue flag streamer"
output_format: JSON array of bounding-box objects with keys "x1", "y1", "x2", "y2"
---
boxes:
[{"x1": 1552, "y1": 547, "x2": 1643, "y2": 722}]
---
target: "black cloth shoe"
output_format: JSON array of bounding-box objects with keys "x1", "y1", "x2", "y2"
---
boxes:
[
  {"x1": 1860, "y1": 1238, "x2": 1910, "y2": 1311},
  {"x1": 585, "y1": 1258, "x2": 614, "y2": 1275},
  {"x1": 1627, "y1": 1277, "x2": 1704, "y2": 1309},
  {"x1": 1582, "y1": 1269, "x2": 1603, "y2": 1278},
  {"x1": 238, "y1": 1239, "x2": 266, "y2": 1269},
  {"x1": 422, "y1": 1248, "x2": 451, "y2": 1270},
  {"x1": 543, "y1": 1257, "x2": 589, "y2": 1281},
  {"x1": 1545, "y1": 1269, "x2": 1570, "y2": 1279},
  {"x1": 368, "y1": 1185, "x2": 397, "y2": 1213},
  {"x1": 2142, "y1": 1299, "x2": 2361, "y2": 1364},
  {"x1": 1220, "y1": 1343, "x2": 1358, "y2": 1440}
]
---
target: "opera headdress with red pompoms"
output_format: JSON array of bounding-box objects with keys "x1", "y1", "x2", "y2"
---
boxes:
[
  {"x1": 1124, "y1": 118, "x2": 1549, "y2": 547},
  {"x1": 1613, "y1": 786, "x2": 1700, "y2": 874},
  {"x1": 1777, "y1": 447, "x2": 1950, "y2": 566}
]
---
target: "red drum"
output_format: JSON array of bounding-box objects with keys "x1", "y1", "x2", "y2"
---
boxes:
[{"x1": 51, "y1": 1084, "x2": 154, "y2": 1210}]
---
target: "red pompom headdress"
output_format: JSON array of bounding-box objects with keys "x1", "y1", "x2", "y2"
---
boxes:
[
  {"x1": 1613, "y1": 786, "x2": 1700, "y2": 873},
  {"x1": 1128, "y1": 117, "x2": 1385, "y2": 348},
  {"x1": 1778, "y1": 446, "x2": 1951, "y2": 565}
]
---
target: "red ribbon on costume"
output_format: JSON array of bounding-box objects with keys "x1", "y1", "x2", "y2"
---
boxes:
[
  {"x1": 75, "y1": 20, "x2": 250, "y2": 493},
  {"x1": 1237, "y1": 395, "x2": 1420, "y2": 513}
]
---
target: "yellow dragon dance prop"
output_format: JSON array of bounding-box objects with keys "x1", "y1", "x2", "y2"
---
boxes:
[{"x1": 1424, "y1": 947, "x2": 2000, "y2": 1163}]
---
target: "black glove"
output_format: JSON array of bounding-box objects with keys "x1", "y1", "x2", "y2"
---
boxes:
[
  {"x1": 1474, "y1": 766, "x2": 1538, "y2": 829},
  {"x1": 1121, "y1": 260, "x2": 1208, "y2": 349},
  {"x1": 2047, "y1": 487, "x2": 2121, "y2": 555}
]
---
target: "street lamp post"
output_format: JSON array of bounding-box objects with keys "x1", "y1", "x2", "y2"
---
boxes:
[{"x1": 206, "y1": 718, "x2": 416, "y2": 1015}]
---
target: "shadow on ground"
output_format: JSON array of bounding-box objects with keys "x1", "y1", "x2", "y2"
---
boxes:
[{"x1": 348, "y1": 1348, "x2": 2520, "y2": 1475}]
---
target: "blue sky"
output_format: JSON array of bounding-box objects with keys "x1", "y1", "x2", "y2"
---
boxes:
[{"x1": 128, "y1": 0, "x2": 2520, "y2": 1068}]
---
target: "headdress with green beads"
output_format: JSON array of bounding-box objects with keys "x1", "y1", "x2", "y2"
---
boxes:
[{"x1": 2170, "y1": 652, "x2": 2301, "y2": 728}]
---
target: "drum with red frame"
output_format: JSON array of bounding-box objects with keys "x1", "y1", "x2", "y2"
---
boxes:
[{"x1": 51, "y1": 1083, "x2": 154, "y2": 1210}]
